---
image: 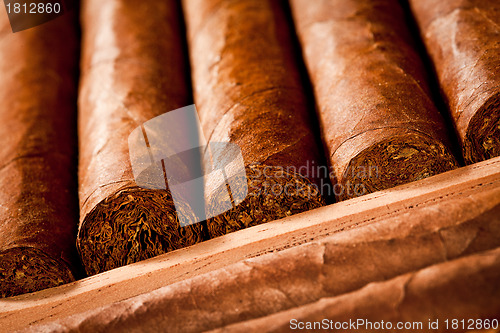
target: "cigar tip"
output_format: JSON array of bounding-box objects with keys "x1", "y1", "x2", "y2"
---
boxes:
[
  {"x1": 207, "y1": 164, "x2": 324, "y2": 237},
  {"x1": 0, "y1": 247, "x2": 74, "y2": 298},
  {"x1": 337, "y1": 132, "x2": 458, "y2": 200},
  {"x1": 464, "y1": 91, "x2": 500, "y2": 164},
  {"x1": 77, "y1": 186, "x2": 205, "y2": 276}
]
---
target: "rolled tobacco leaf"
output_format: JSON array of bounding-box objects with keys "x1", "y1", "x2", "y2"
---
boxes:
[
  {"x1": 290, "y1": 0, "x2": 459, "y2": 200},
  {"x1": 408, "y1": 0, "x2": 500, "y2": 164},
  {"x1": 182, "y1": 0, "x2": 326, "y2": 237},
  {"x1": 0, "y1": 14, "x2": 79, "y2": 297},
  {"x1": 77, "y1": 0, "x2": 204, "y2": 276}
]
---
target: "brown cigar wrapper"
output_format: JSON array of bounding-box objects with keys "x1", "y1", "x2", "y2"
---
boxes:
[
  {"x1": 0, "y1": 13, "x2": 80, "y2": 297},
  {"x1": 289, "y1": 0, "x2": 459, "y2": 200},
  {"x1": 215, "y1": 247, "x2": 500, "y2": 333},
  {"x1": 77, "y1": 0, "x2": 204, "y2": 276},
  {"x1": 182, "y1": 0, "x2": 325, "y2": 237},
  {"x1": 24, "y1": 180, "x2": 500, "y2": 331},
  {"x1": 409, "y1": 0, "x2": 500, "y2": 164}
]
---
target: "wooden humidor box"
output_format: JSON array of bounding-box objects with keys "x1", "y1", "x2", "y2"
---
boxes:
[{"x1": 1, "y1": 156, "x2": 499, "y2": 331}]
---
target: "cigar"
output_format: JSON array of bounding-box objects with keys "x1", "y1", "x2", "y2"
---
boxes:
[
  {"x1": 0, "y1": 15, "x2": 79, "y2": 296},
  {"x1": 182, "y1": 0, "x2": 325, "y2": 237},
  {"x1": 408, "y1": 0, "x2": 500, "y2": 164},
  {"x1": 214, "y1": 247, "x2": 500, "y2": 333},
  {"x1": 289, "y1": 0, "x2": 459, "y2": 200},
  {"x1": 24, "y1": 184, "x2": 500, "y2": 331},
  {"x1": 77, "y1": 0, "x2": 204, "y2": 276}
]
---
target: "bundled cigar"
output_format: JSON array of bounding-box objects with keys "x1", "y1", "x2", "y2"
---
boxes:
[
  {"x1": 290, "y1": 0, "x2": 459, "y2": 200},
  {"x1": 182, "y1": 0, "x2": 325, "y2": 237},
  {"x1": 77, "y1": 0, "x2": 205, "y2": 276},
  {"x1": 408, "y1": 0, "x2": 500, "y2": 164},
  {"x1": 0, "y1": 15, "x2": 79, "y2": 296},
  {"x1": 25, "y1": 184, "x2": 500, "y2": 331},
  {"x1": 215, "y1": 247, "x2": 500, "y2": 333}
]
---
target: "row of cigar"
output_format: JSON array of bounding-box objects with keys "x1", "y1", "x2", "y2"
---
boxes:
[{"x1": 0, "y1": 0, "x2": 499, "y2": 297}]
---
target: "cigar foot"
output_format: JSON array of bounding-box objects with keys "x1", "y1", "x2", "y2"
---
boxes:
[
  {"x1": 340, "y1": 132, "x2": 458, "y2": 200},
  {"x1": 464, "y1": 92, "x2": 500, "y2": 164},
  {"x1": 77, "y1": 186, "x2": 204, "y2": 276},
  {"x1": 0, "y1": 247, "x2": 74, "y2": 298},
  {"x1": 207, "y1": 165, "x2": 324, "y2": 237}
]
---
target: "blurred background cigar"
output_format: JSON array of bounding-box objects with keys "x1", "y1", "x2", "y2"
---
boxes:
[
  {"x1": 182, "y1": 0, "x2": 326, "y2": 238},
  {"x1": 290, "y1": 0, "x2": 459, "y2": 200},
  {"x1": 0, "y1": 13, "x2": 80, "y2": 296},
  {"x1": 408, "y1": 0, "x2": 500, "y2": 164},
  {"x1": 77, "y1": 0, "x2": 204, "y2": 276}
]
